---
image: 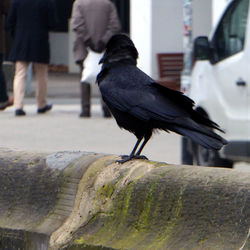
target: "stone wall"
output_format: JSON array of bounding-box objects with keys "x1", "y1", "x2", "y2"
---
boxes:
[{"x1": 0, "y1": 149, "x2": 249, "y2": 249}]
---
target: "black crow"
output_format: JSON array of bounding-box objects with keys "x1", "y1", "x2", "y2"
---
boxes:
[{"x1": 97, "y1": 34, "x2": 227, "y2": 163}]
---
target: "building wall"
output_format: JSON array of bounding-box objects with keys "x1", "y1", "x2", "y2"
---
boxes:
[
  {"x1": 131, "y1": 0, "x2": 212, "y2": 79},
  {"x1": 49, "y1": 32, "x2": 69, "y2": 66},
  {"x1": 151, "y1": 0, "x2": 183, "y2": 78},
  {"x1": 130, "y1": 0, "x2": 152, "y2": 76},
  {"x1": 193, "y1": 0, "x2": 212, "y2": 38},
  {"x1": 52, "y1": 0, "x2": 230, "y2": 75}
]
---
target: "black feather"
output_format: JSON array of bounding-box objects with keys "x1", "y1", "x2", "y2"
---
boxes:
[{"x1": 97, "y1": 34, "x2": 228, "y2": 163}]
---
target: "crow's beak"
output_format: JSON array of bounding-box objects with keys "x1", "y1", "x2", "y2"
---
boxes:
[
  {"x1": 99, "y1": 58, "x2": 104, "y2": 64},
  {"x1": 99, "y1": 53, "x2": 106, "y2": 64}
]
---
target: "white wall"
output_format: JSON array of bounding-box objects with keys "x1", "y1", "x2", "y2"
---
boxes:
[
  {"x1": 152, "y1": 0, "x2": 183, "y2": 78},
  {"x1": 130, "y1": 0, "x2": 153, "y2": 76},
  {"x1": 131, "y1": 0, "x2": 213, "y2": 79},
  {"x1": 152, "y1": 0, "x2": 183, "y2": 53},
  {"x1": 68, "y1": 20, "x2": 79, "y2": 73},
  {"x1": 131, "y1": 0, "x2": 183, "y2": 79},
  {"x1": 193, "y1": 0, "x2": 212, "y2": 38}
]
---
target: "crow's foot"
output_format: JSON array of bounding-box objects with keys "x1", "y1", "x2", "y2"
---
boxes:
[
  {"x1": 134, "y1": 155, "x2": 148, "y2": 160},
  {"x1": 117, "y1": 155, "x2": 132, "y2": 164},
  {"x1": 117, "y1": 155, "x2": 148, "y2": 164},
  {"x1": 120, "y1": 155, "x2": 129, "y2": 159}
]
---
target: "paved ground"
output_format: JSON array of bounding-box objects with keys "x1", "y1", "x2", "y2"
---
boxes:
[
  {"x1": 1, "y1": 72, "x2": 249, "y2": 170},
  {"x1": 0, "y1": 97, "x2": 181, "y2": 164}
]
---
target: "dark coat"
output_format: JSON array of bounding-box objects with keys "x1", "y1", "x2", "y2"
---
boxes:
[
  {"x1": 0, "y1": 0, "x2": 11, "y2": 54},
  {"x1": 6, "y1": 0, "x2": 57, "y2": 64}
]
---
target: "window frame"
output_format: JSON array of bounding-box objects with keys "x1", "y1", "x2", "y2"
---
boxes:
[{"x1": 210, "y1": 0, "x2": 249, "y2": 64}]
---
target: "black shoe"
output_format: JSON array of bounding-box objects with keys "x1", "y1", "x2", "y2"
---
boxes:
[
  {"x1": 15, "y1": 109, "x2": 26, "y2": 116},
  {"x1": 37, "y1": 104, "x2": 52, "y2": 114}
]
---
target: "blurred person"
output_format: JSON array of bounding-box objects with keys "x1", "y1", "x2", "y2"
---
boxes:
[
  {"x1": 71, "y1": 0, "x2": 121, "y2": 118},
  {"x1": 6, "y1": 0, "x2": 57, "y2": 116},
  {"x1": 0, "y1": 0, "x2": 13, "y2": 111}
]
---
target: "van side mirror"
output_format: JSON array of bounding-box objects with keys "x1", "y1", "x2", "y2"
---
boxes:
[{"x1": 193, "y1": 36, "x2": 210, "y2": 61}]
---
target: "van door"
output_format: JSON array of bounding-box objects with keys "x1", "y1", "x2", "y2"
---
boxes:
[{"x1": 209, "y1": 0, "x2": 250, "y2": 143}]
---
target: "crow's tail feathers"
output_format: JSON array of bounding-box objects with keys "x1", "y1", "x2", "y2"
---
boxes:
[
  {"x1": 166, "y1": 117, "x2": 228, "y2": 150},
  {"x1": 191, "y1": 110, "x2": 225, "y2": 133},
  {"x1": 173, "y1": 125, "x2": 228, "y2": 150}
]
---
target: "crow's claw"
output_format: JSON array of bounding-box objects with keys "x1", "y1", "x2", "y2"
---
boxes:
[
  {"x1": 134, "y1": 155, "x2": 148, "y2": 160},
  {"x1": 117, "y1": 156, "x2": 132, "y2": 164},
  {"x1": 120, "y1": 155, "x2": 129, "y2": 159},
  {"x1": 117, "y1": 155, "x2": 148, "y2": 164}
]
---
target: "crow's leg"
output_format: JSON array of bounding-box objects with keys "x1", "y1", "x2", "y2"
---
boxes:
[
  {"x1": 118, "y1": 137, "x2": 143, "y2": 163},
  {"x1": 122, "y1": 135, "x2": 151, "y2": 161},
  {"x1": 135, "y1": 134, "x2": 151, "y2": 158}
]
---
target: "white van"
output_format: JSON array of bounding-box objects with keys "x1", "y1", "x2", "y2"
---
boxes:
[{"x1": 181, "y1": 0, "x2": 250, "y2": 167}]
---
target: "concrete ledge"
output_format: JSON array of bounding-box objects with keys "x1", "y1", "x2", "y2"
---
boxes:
[{"x1": 0, "y1": 149, "x2": 249, "y2": 249}]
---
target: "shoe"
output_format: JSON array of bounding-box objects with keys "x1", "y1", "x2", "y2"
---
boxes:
[
  {"x1": 0, "y1": 96, "x2": 14, "y2": 110},
  {"x1": 37, "y1": 104, "x2": 52, "y2": 114},
  {"x1": 15, "y1": 109, "x2": 26, "y2": 116}
]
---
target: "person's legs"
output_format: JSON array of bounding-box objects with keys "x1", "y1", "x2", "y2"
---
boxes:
[
  {"x1": 33, "y1": 63, "x2": 48, "y2": 109},
  {"x1": 78, "y1": 63, "x2": 91, "y2": 118},
  {"x1": 33, "y1": 63, "x2": 52, "y2": 114},
  {"x1": 80, "y1": 82, "x2": 91, "y2": 117},
  {"x1": 13, "y1": 61, "x2": 29, "y2": 112}
]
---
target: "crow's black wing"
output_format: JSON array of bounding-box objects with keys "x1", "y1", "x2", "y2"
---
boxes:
[
  {"x1": 100, "y1": 87, "x2": 160, "y2": 121},
  {"x1": 99, "y1": 65, "x2": 194, "y2": 121}
]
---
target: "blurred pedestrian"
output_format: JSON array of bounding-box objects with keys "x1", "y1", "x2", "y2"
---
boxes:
[
  {"x1": 0, "y1": 0, "x2": 13, "y2": 111},
  {"x1": 6, "y1": 0, "x2": 57, "y2": 116},
  {"x1": 71, "y1": 0, "x2": 121, "y2": 118}
]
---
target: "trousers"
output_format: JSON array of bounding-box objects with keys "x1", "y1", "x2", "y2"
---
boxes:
[{"x1": 13, "y1": 61, "x2": 48, "y2": 109}]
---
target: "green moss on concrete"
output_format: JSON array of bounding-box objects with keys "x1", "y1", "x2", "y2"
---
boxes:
[
  {"x1": 71, "y1": 171, "x2": 176, "y2": 249},
  {"x1": 134, "y1": 179, "x2": 158, "y2": 231},
  {"x1": 54, "y1": 161, "x2": 250, "y2": 250},
  {"x1": 80, "y1": 182, "x2": 135, "y2": 247},
  {"x1": 62, "y1": 242, "x2": 115, "y2": 250},
  {"x1": 97, "y1": 183, "x2": 115, "y2": 201},
  {"x1": 121, "y1": 182, "x2": 134, "y2": 220},
  {"x1": 144, "y1": 187, "x2": 184, "y2": 249}
]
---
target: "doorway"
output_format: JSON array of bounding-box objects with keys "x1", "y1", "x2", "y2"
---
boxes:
[{"x1": 111, "y1": 0, "x2": 130, "y2": 33}]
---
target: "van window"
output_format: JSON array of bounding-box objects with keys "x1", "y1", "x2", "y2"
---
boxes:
[{"x1": 211, "y1": 0, "x2": 249, "y2": 63}]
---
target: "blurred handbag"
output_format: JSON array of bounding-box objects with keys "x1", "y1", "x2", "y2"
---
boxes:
[{"x1": 81, "y1": 50, "x2": 103, "y2": 84}]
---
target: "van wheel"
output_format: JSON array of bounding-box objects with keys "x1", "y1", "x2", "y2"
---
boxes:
[
  {"x1": 192, "y1": 143, "x2": 233, "y2": 168},
  {"x1": 192, "y1": 143, "x2": 215, "y2": 166},
  {"x1": 190, "y1": 108, "x2": 233, "y2": 168},
  {"x1": 181, "y1": 137, "x2": 193, "y2": 165}
]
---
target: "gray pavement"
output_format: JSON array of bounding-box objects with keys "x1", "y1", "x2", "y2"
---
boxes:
[
  {"x1": 1, "y1": 72, "x2": 249, "y2": 170},
  {"x1": 0, "y1": 97, "x2": 181, "y2": 164}
]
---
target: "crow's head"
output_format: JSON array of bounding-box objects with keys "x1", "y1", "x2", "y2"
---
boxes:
[{"x1": 99, "y1": 33, "x2": 138, "y2": 65}]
